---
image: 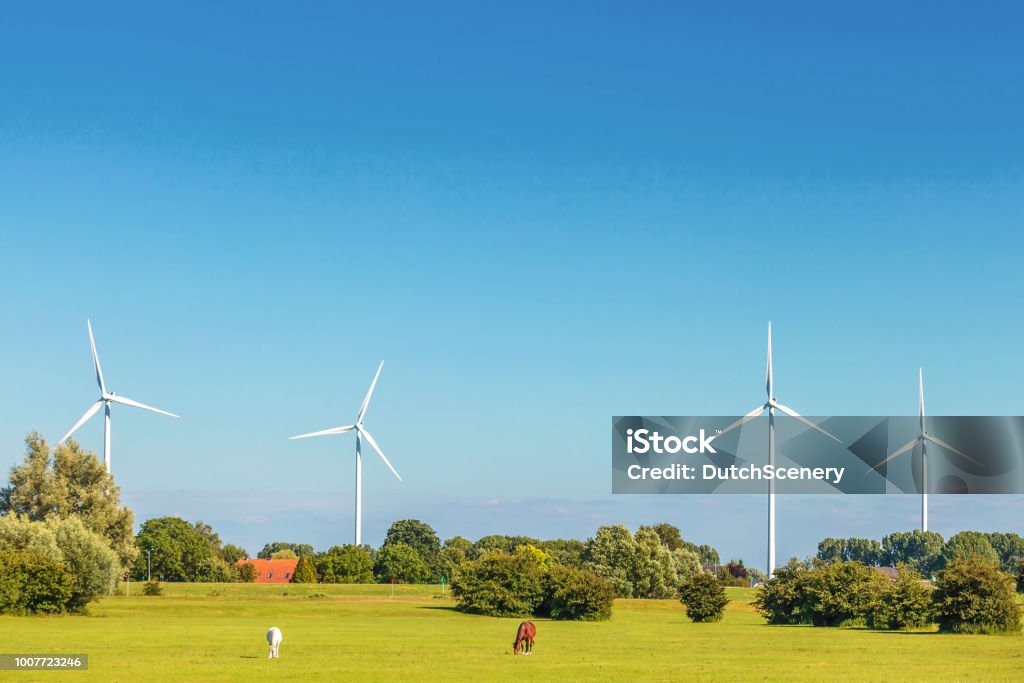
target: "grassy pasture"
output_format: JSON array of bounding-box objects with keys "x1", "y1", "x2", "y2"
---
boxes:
[{"x1": 3, "y1": 583, "x2": 1023, "y2": 681}]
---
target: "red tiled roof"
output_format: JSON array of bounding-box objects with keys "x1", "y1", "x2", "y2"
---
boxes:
[{"x1": 236, "y1": 558, "x2": 300, "y2": 584}]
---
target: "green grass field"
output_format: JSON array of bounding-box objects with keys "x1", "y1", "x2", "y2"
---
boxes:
[{"x1": 3, "y1": 583, "x2": 1023, "y2": 682}]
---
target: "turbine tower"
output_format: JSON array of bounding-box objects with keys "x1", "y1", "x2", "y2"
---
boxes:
[
  {"x1": 289, "y1": 361, "x2": 401, "y2": 546},
  {"x1": 716, "y1": 322, "x2": 839, "y2": 576},
  {"x1": 58, "y1": 320, "x2": 179, "y2": 472},
  {"x1": 874, "y1": 369, "x2": 978, "y2": 532}
]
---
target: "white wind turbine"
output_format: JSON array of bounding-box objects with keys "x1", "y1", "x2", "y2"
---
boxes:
[
  {"x1": 289, "y1": 361, "x2": 401, "y2": 546},
  {"x1": 58, "y1": 320, "x2": 179, "y2": 472},
  {"x1": 873, "y1": 369, "x2": 978, "y2": 532},
  {"x1": 716, "y1": 322, "x2": 840, "y2": 576}
]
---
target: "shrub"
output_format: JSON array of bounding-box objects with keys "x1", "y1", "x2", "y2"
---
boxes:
[
  {"x1": 932, "y1": 558, "x2": 1021, "y2": 634},
  {"x1": 0, "y1": 550, "x2": 75, "y2": 614},
  {"x1": 237, "y1": 562, "x2": 258, "y2": 583},
  {"x1": 143, "y1": 580, "x2": 163, "y2": 596},
  {"x1": 753, "y1": 559, "x2": 814, "y2": 625},
  {"x1": 866, "y1": 565, "x2": 933, "y2": 630},
  {"x1": 49, "y1": 516, "x2": 120, "y2": 611},
  {"x1": 803, "y1": 561, "x2": 885, "y2": 627},
  {"x1": 679, "y1": 572, "x2": 729, "y2": 622},
  {"x1": 451, "y1": 552, "x2": 546, "y2": 617},
  {"x1": 543, "y1": 565, "x2": 614, "y2": 621},
  {"x1": 291, "y1": 556, "x2": 318, "y2": 583}
]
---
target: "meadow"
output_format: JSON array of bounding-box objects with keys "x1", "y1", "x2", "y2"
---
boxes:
[{"x1": 3, "y1": 583, "x2": 1023, "y2": 682}]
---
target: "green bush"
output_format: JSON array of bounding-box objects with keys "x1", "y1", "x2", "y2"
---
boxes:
[
  {"x1": 679, "y1": 572, "x2": 729, "y2": 622},
  {"x1": 0, "y1": 550, "x2": 75, "y2": 614},
  {"x1": 237, "y1": 562, "x2": 258, "y2": 583},
  {"x1": 291, "y1": 556, "x2": 318, "y2": 583},
  {"x1": 543, "y1": 565, "x2": 614, "y2": 621},
  {"x1": 753, "y1": 559, "x2": 814, "y2": 625},
  {"x1": 451, "y1": 552, "x2": 546, "y2": 617},
  {"x1": 866, "y1": 566, "x2": 933, "y2": 630},
  {"x1": 803, "y1": 560, "x2": 885, "y2": 627},
  {"x1": 50, "y1": 516, "x2": 121, "y2": 611},
  {"x1": 142, "y1": 580, "x2": 163, "y2": 596},
  {"x1": 932, "y1": 558, "x2": 1022, "y2": 634}
]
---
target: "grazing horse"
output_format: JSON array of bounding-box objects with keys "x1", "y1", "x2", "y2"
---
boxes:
[
  {"x1": 513, "y1": 621, "x2": 536, "y2": 655},
  {"x1": 267, "y1": 627, "x2": 283, "y2": 659}
]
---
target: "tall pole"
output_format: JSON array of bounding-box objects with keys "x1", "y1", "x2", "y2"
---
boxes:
[
  {"x1": 919, "y1": 369, "x2": 928, "y2": 532},
  {"x1": 103, "y1": 402, "x2": 112, "y2": 472},
  {"x1": 146, "y1": 549, "x2": 153, "y2": 582},
  {"x1": 355, "y1": 433, "x2": 363, "y2": 547},
  {"x1": 768, "y1": 407, "x2": 776, "y2": 576},
  {"x1": 766, "y1": 322, "x2": 775, "y2": 577}
]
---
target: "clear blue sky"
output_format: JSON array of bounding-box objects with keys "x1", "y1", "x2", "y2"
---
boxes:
[{"x1": 1, "y1": 2, "x2": 1022, "y2": 565}]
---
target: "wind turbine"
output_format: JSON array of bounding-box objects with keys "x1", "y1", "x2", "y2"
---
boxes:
[
  {"x1": 873, "y1": 369, "x2": 978, "y2": 532},
  {"x1": 289, "y1": 361, "x2": 400, "y2": 546},
  {"x1": 716, "y1": 322, "x2": 840, "y2": 576},
  {"x1": 58, "y1": 320, "x2": 179, "y2": 472}
]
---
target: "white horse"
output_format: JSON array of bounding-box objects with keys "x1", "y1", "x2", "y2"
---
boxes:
[{"x1": 267, "y1": 627, "x2": 283, "y2": 659}]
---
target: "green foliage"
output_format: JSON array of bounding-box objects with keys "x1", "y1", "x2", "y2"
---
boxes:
[
  {"x1": 143, "y1": 580, "x2": 163, "y2": 596},
  {"x1": 450, "y1": 552, "x2": 547, "y2": 617},
  {"x1": 985, "y1": 532, "x2": 1024, "y2": 573},
  {"x1": 671, "y1": 547, "x2": 702, "y2": 584},
  {"x1": 583, "y1": 524, "x2": 637, "y2": 597},
  {"x1": 0, "y1": 549, "x2": 75, "y2": 614},
  {"x1": 753, "y1": 559, "x2": 814, "y2": 625},
  {"x1": 543, "y1": 564, "x2": 614, "y2": 621},
  {"x1": 291, "y1": 556, "x2": 318, "y2": 583},
  {"x1": 220, "y1": 544, "x2": 248, "y2": 565},
  {"x1": 537, "y1": 539, "x2": 587, "y2": 568},
  {"x1": 237, "y1": 562, "x2": 258, "y2": 583},
  {"x1": 438, "y1": 536, "x2": 473, "y2": 577},
  {"x1": 583, "y1": 525, "x2": 686, "y2": 598},
  {"x1": 271, "y1": 549, "x2": 298, "y2": 559},
  {"x1": 1, "y1": 433, "x2": 137, "y2": 568},
  {"x1": 632, "y1": 527, "x2": 679, "y2": 598},
  {"x1": 474, "y1": 534, "x2": 540, "y2": 556},
  {"x1": 0, "y1": 513, "x2": 62, "y2": 562},
  {"x1": 639, "y1": 523, "x2": 684, "y2": 551},
  {"x1": 866, "y1": 565, "x2": 933, "y2": 630},
  {"x1": 803, "y1": 560, "x2": 885, "y2": 626},
  {"x1": 817, "y1": 537, "x2": 882, "y2": 566},
  {"x1": 931, "y1": 558, "x2": 1022, "y2": 634},
  {"x1": 941, "y1": 531, "x2": 999, "y2": 569},
  {"x1": 50, "y1": 515, "x2": 120, "y2": 610},
  {"x1": 679, "y1": 572, "x2": 729, "y2": 622},
  {"x1": 374, "y1": 542, "x2": 431, "y2": 584},
  {"x1": 257, "y1": 542, "x2": 314, "y2": 559},
  {"x1": 882, "y1": 530, "x2": 944, "y2": 578},
  {"x1": 314, "y1": 545, "x2": 374, "y2": 584},
  {"x1": 133, "y1": 517, "x2": 215, "y2": 582}
]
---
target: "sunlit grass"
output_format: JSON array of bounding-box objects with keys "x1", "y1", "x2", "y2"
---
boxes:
[{"x1": 2, "y1": 584, "x2": 1022, "y2": 681}]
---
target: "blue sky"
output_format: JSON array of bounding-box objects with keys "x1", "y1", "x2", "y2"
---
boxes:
[{"x1": 1, "y1": 2, "x2": 1022, "y2": 567}]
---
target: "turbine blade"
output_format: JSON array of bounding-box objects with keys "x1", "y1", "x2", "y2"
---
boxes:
[
  {"x1": 289, "y1": 424, "x2": 355, "y2": 440},
  {"x1": 867, "y1": 438, "x2": 918, "y2": 472},
  {"x1": 88, "y1": 320, "x2": 106, "y2": 395},
  {"x1": 58, "y1": 400, "x2": 104, "y2": 445},
  {"x1": 766, "y1": 321, "x2": 773, "y2": 399},
  {"x1": 924, "y1": 434, "x2": 984, "y2": 469},
  {"x1": 108, "y1": 395, "x2": 179, "y2": 418},
  {"x1": 357, "y1": 426, "x2": 401, "y2": 481},
  {"x1": 772, "y1": 403, "x2": 842, "y2": 442},
  {"x1": 716, "y1": 404, "x2": 767, "y2": 438},
  {"x1": 357, "y1": 361, "x2": 384, "y2": 423}
]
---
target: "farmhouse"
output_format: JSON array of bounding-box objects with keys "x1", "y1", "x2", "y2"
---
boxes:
[{"x1": 236, "y1": 558, "x2": 299, "y2": 584}]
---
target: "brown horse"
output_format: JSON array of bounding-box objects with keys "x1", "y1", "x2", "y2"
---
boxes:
[{"x1": 513, "y1": 621, "x2": 536, "y2": 655}]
